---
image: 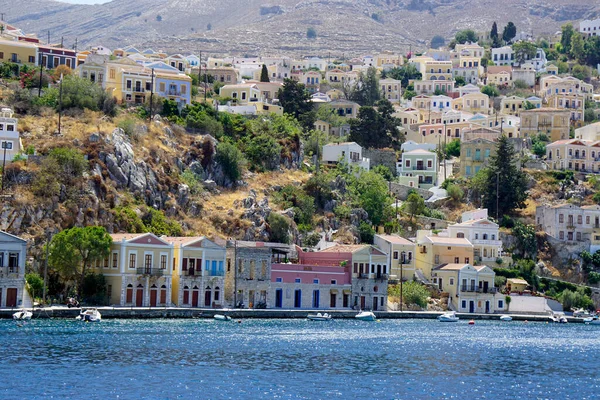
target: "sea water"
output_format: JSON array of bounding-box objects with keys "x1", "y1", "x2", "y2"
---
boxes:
[{"x1": 0, "y1": 318, "x2": 598, "y2": 399}]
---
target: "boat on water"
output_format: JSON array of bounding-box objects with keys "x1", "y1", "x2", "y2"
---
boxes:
[
  {"x1": 76, "y1": 309, "x2": 101, "y2": 322},
  {"x1": 573, "y1": 309, "x2": 591, "y2": 318},
  {"x1": 548, "y1": 312, "x2": 568, "y2": 323},
  {"x1": 355, "y1": 311, "x2": 376, "y2": 321},
  {"x1": 499, "y1": 315, "x2": 513, "y2": 322},
  {"x1": 13, "y1": 309, "x2": 32, "y2": 320},
  {"x1": 438, "y1": 311, "x2": 459, "y2": 322},
  {"x1": 583, "y1": 315, "x2": 600, "y2": 325},
  {"x1": 214, "y1": 314, "x2": 232, "y2": 321},
  {"x1": 307, "y1": 312, "x2": 332, "y2": 321}
]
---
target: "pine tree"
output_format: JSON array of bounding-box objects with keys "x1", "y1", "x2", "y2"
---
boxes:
[
  {"x1": 483, "y1": 135, "x2": 528, "y2": 219},
  {"x1": 490, "y1": 22, "x2": 501, "y2": 48},
  {"x1": 260, "y1": 64, "x2": 270, "y2": 82},
  {"x1": 502, "y1": 22, "x2": 517, "y2": 44}
]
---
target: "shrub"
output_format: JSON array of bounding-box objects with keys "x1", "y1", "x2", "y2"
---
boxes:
[
  {"x1": 401, "y1": 281, "x2": 429, "y2": 308},
  {"x1": 216, "y1": 142, "x2": 246, "y2": 185},
  {"x1": 142, "y1": 208, "x2": 183, "y2": 236},
  {"x1": 118, "y1": 118, "x2": 136, "y2": 137},
  {"x1": 268, "y1": 213, "x2": 290, "y2": 244},
  {"x1": 245, "y1": 134, "x2": 281, "y2": 172},
  {"x1": 446, "y1": 184, "x2": 464, "y2": 202},
  {"x1": 359, "y1": 221, "x2": 375, "y2": 244},
  {"x1": 25, "y1": 273, "x2": 45, "y2": 299},
  {"x1": 114, "y1": 207, "x2": 146, "y2": 233},
  {"x1": 303, "y1": 232, "x2": 321, "y2": 248},
  {"x1": 82, "y1": 273, "x2": 107, "y2": 305},
  {"x1": 588, "y1": 271, "x2": 600, "y2": 285}
]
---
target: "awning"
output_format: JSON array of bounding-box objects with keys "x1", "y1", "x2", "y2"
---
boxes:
[
  {"x1": 343, "y1": 289, "x2": 351, "y2": 294},
  {"x1": 330, "y1": 289, "x2": 339, "y2": 294}
]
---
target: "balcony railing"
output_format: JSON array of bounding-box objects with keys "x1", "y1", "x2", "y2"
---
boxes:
[
  {"x1": 185, "y1": 268, "x2": 198, "y2": 276},
  {"x1": 460, "y1": 285, "x2": 497, "y2": 294},
  {"x1": 358, "y1": 273, "x2": 370, "y2": 279},
  {"x1": 136, "y1": 267, "x2": 164, "y2": 277},
  {"x1": 0, "y1": 266, "x2": 20, "y2": 276},
  {"x1": 471, "y1": 239, "x2": 503, "y2": 246},
  {"x1": 375, "y1": 273, "x2": 389, "y2": 280},
  {"x1": 167, "y1": 89, "x2": 181, "y2": 96}
]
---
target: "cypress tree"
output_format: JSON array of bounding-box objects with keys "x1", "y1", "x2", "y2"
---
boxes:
[{"x1": 260, "y1": 64, "x2": 270, "y2": 82}]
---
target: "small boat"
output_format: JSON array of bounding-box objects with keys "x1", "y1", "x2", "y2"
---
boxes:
[
  {"x1": 499, "y1": 315, "x2": 513, "y2": 322},
  {"x1": 355, "y1": 311, "x2": 376, "y2": 321},
  {"x1": 468, "y1": 319, "x2": 475, "y2": 325},
  {"x1": 573, "y1": 309, "x2": 591, "y2": 318},
  {"x1": 307, "y1": 312, "x2": 332, "y2": 321},
  {"x1": 438, "y1": 311, "x2": 459, "y2": 322},
  {"x1": 76, "y1": 308, "x2": 101, "y2": 322},
  {"x1": 548, "y1": 312, "x2": 568, "y2": 324},
  {"x1": 13, "y1": 309, "x2": 32, "y2": 320},
  {"x1": 584, "y1": 315, "x2": 600, "y2": 325},
  {"x1": 213, "y1": 314, "x2": 232, "y2": 321}
]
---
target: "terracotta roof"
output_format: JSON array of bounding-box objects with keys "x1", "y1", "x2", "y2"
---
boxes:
[{"x1": 487, "y1": 66, "x2": 512, "y2": 74}]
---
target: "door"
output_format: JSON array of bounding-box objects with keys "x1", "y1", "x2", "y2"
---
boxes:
[
  {"x1": 360, "y1": 296, "x2": 366, "y2": 310},
  {"x1": 343, "y1": 294, "x2": 349, "y2": 308},
  {"x1": 485, "y1": 301, "x2": 490, "y2": 313},
  {"x1": 160, "y1": 286, "x2": 167, "y2": 304},
  {"x1": 183, "y1": 287, "x2": 190, "y2": 305},
  {"x1": 204, "y1": 289, "x2": 212, "y2": 307},
  {"x1": 312, "y1": 290, "x2": 320, "y2": 308},
  {"x1": 150, "y1": 289, "x2": 157, "y2": 307},
  {"x1": 275, "y1": 289, "x2": 283, "y2": 308},
  {"x1": 126, "y1": 285, "x2": 133, "y2": 303},
  {"x1": 483, "y1": 281, "x2": 489, "y2": 293},
  {"x1": 438, "y1": 278, "x2": 443, "y2": 291},
  {"x1": 377, "y1": 265, "x2": 382, "y2": 279},
  {"x1": 330, "y1": 293, "x2": 337, "y2": 308},
  {"x1": 294, "y1": 290, "x2": 302, "y2": 308},
  {"x1": 6, "y1": 288, "x2": 17, "y2": 307},
  {"x1": 373, "y1": 296, "x2": 378, "y2": 311},
  {"x1": 469, "y1": 301, "x2": 475, "y2": 313},
  {"x1": 136, "y1": 288, "x2": 144, "y2": 307},
  {"x1": 192, "y1": 288, "x2": 199, "y2": 307}
]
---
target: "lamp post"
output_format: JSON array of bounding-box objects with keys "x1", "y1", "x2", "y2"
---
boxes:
[
  {"x1": 400, "y1": 251, "x2": 406, "y2": 312},
  {"x1": 1, "y1": 141, "x2": 7, "y2": 193}
]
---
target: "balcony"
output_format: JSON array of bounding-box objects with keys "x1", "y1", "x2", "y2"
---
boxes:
[
  {"x1": 460, "y1": 285, "x2": 497, "y2": 294},
  {"x1": 167, "y1": 89, "x2": 181, "y2": 96},
  {"x1": 358, "y1": 273, "x2": 370, "y2": 279},
  {"x1": 375, "y1": 273, "x2": 389, "y2": 281},
  {"x1": 471, "y1": 239, "x2": 503, "y2": 246},
  {"x1": 185, "y1": 268, "x2": 198, "y2": 277},
  {"x1": 0, "y1": 266, "x2": 20, "y2": 277},
  {"x1": 136, "y1": 267, "x2": 164, "y2": 277}
]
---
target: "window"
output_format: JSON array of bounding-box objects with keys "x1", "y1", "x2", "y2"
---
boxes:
[
  {"x1": 427, "y1": 160, "x2": 432, "y2": 168},
  {"x1": 144, "y1": 254, "x2": 152, "y2": 269},
  {"x1": 393, "y1": 251, "x2": 399, "y2": 260},
  {"x1": 129, "y1": 253, "x2": 136, "y2": 269},
  {"x1": 241, "y1": 92, "x2": 247, "y2": 100},
  {"x1": 587, "y1": 216, "x2": 591, "y2": 225},
  {"x1": 578, "y1": 215, "x2": 583, "y2": 224},
  {"x1": 112, "y1": 253, "x2": 118, "y2": 269},
  {"x1": 466, "y1": 148, "x2": 471, "y2": 157},
  {"x1": 159, "y1": 82, "x2": 165, "y2": 92},
  {"x1": 449, "y1": 278, "x2": 454, "y2": 285},
  {"x1": 434, "y1": 255, "x2": 440, "y2": 264},
  {"x1": 126, "y1": 80, "x2": 132, "y2": 89},
  {"x1": 408, "y1": 252, "x2": 413, "y2": 261},
  {"x1": 577, "y1": 232, "x2": 582, "y2": 241},
  {"x1": 28, "y1": 56, "x2": 35, "y2": 63},
  {"x1": 276, "y1": 277, "x2": 283, "y2": 283},
  {"x1": 559, "y1": 231, "x2": 564, "y2": 240},
  {"x1": 485, "y1": 149, "x2": 490, "y2": 159},
  {"x1": 110, "y1": 69, "x2": 115, "y2": 79},
  {"x1": 160, "y1": 255, "x2": 167, "y2": 270},
  {"x1": 145, "y1": 81, "x2": 151, "y2": 91},
  {"x1": 181, "y1": 85, "x2": 187, "y2": 94},
  {"x1": 559, "y1": 214, "x2": 564, "y2": 223},
  {"x1": 103, "y1": 256, "x2": 109, "y2": 268},
  {"x1": 498, "y1": 300, "x2": 504, "y2": 308},
  {"x1": 405, "y1": 159, "x2": 411, "y2": 168},
  {"x1": 454, "y1": 257, "x2": 459, "y2": 263},
  {"x1": 331, "y1": 280, "x2": 337, "y2": 285},
  {"x1": 313, "y1": 279, "x2": 319, "y2": 284},
  {"x1": 353, "y1": 263, "x2": 358, "y2": 273},
  {"x1": 0, "y1": 52, "x2": 3, "y2": 59},
  {"x1": 295, "y1": 278, "x2": 301, "y2": 283},
  {"x1": 461, "y1": 300, "x2": 467, "y2": 309},
  {"x1": 465, "y1": 257, "x2": 470, "y2": 264}
]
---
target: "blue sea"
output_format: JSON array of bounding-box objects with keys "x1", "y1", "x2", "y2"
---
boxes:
[{"x1": 0, "y1": 318, "x2": 598, "y2": 399}]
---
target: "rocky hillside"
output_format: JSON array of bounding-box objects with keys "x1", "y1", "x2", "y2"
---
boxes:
[{"x1": 3, "y1": 0, "x2": 599, "y2": 55}]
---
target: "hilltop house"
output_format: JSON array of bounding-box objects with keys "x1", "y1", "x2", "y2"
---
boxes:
[
  {"x1": 0, "y1": 107, "x2": 22, "y2": 163},
  {"x1": 322, "y1": 142, "x2": 370, "y2": 171}
]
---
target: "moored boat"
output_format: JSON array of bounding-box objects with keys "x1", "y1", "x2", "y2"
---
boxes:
[
  {"x1": 13, "y1": 309, "x2": 32, "y2": 320},
  {"x1": 307, "y1": 312, "x2": 332, "y2": 321},
  {"x1": 214, "y1": 314, "x2": 232, "y2": 321},
  {"x1": 499, "y1": 315, "x2": 512, "y2": 321},
  {"x1": 355, "y1": 311, "x2": 376, "y2": 321},
  {"x1": 77, "y1": 308, "x2": 101, "y2": 322},
  {"x1": 438, "y1": 311, "x2": 459, "y2": 322},
  {"x1": 584, "y1": 315, "x2": 600, "y2": 325}
]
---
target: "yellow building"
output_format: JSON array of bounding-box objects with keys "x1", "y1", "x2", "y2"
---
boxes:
[
  {"x1": 415, "y1": 230, "x2": 474, "y2": 280},
  {"x1": 506, "y1": 278, "x2": 528, "y2": 293},
  {"x1": 373, "y1": 234, "x2": 416, "y2": 282},
  {"x1": 219, "y1": 83, "x2": 261, "y2": 104},
  {"x1": 422, "y1": 61, "x2": 453, "y2": 81},
  {"x1": 460, "y1": 137, "x2": 497, "y2": 177},
  {"x1": 486, "y1": 66, "x2": 512, "y2": 87},
  {"x1": 0, "y1": 38, "x2": 38, "y2": 66},
  {"x1": 521, "y1": 107, "x2": 571, "y2": 141},
  {"x1": 90, "y1": 233, "x2": 174, "y2": 307},
  {"x1": 456, "y1": 92, "x2": 490, "y2": 114}
]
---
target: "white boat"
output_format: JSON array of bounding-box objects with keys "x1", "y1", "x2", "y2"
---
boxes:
[
  {"x1": 355, "y1": 311, "x2": 376, "y2": 321},
  {"x1": 307, "y1": 312, "x2": 332, "y2": 321},
  {"x1": 438, "y1": 311, "x2": 459, "y2": 322},
  {"x1": 548, "y1": 312, "x2": 567, "y2": 324},
  {"x1": 584, "y1": 315, "x2": 600, "y2": 325},
  {"x1": 499, "y1": 315, "x2": 512, "y2": 322},
  {"x1": 76, "y1": 309, "x2": 101, "y2": 322},
  {"x1": 13, "y1": 309, "x2": 32, "y2": 320},
  {"x1": 573, "y1": 309, "x2": 591, "y2": 318},
  {"x1": 213, "y1": 314, "x2": 232, "y2": 321}
]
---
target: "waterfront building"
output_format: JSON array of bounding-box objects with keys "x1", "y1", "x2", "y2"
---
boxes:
[
  {"x1": 415, "y1": 230, "x2": 474, "y2": 280},
  {"x1": 373, "y1": 234, "x2": 416, "y2": 282},
  {"x1": 167, "y1": 237, "x2": 225, "y2": 308},
  {"x1": 431, "y1": 263, "x2": 499, "y2": 313},
  {"x1": 96, "y1": 233, "x2": 174, "y2": 307},
  {"x1": 0, "y1": 230, "x2": 28, "y2": 308},
  {"x1": 447, "y1": 209, "x2": 503, "y2": 263}
]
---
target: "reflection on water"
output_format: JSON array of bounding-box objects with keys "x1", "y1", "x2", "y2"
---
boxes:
[{"x1": 1, "y1": 318, "x2": 599, "y2": 399}]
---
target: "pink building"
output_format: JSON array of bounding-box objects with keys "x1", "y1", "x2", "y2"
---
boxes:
[{"x1": 270, "y1": 247, "x2": 352, "y2": 309}]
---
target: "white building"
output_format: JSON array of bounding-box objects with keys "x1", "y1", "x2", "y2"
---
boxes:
[
  {"x1": 397, "y1": 149, "x2": 438, "y2": 189},
  {"x1": 322, "y1": 142, "x2": 370, "y2": 171},
  {"x1": 401, "y1": 140, "x2": 437, "y2": 153},
  {"x1": 580, "y1": 18, "x2": 600, "y2": 38},
  {"x1": 0, "y1": 230, "x2": 29, "y2": 308},
  {"x1": 491, "y1": 46, "x2": 514, "y2": 66},
  {"x1": 0, "y1": 107, "x2": 21, "y2": 163},
  {"x1": 536, "y1": 204, "x2": 600, "y2": 249},
  {"x1": 447, "y1": 209, "x2": 503, "y2": 263}
]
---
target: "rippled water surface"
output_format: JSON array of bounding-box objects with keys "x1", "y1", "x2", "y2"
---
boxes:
[{"x1": 1, "y1": 318, "x2": 599, "y2": 399}]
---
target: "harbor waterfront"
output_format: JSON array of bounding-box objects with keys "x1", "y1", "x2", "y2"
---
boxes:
[
  {"x1": 0, "y1": 307, "x2": 587, "y2": 322},
  {"x1": 1, "y1": 318, "x2": 600, "y2": 399}
]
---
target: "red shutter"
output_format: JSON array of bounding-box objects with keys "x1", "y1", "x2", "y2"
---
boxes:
[
  {"x1": 182, "y1": 258, "x2": 188, "y2": 271},
  {"x1": 197, "y1": 259, "x2": 202, "y2": 270},
  {"x1": 173, "y1": 258, "x2": 176, "y2": 271}
]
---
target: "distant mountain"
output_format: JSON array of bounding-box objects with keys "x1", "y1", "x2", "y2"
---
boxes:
[{"x1": 1, "y1": 0, "x2": 599, "y2": 56}]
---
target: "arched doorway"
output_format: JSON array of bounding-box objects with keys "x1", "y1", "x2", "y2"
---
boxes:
[
  {"x1": 192, "y1": 286, "x2": 199, "y2": 307},
  {"x1": 214, "y1": 287, "x2": 220, "y2": 303},
  {"x1": 204, "y1": 286, "x2": 212, "y2": 307},
  {"x1": 183, "y1": 286, "x2": 190, "y2": 305},
  {"x1": 136, "y1": 284, "x2": 144, "y2": 307},
  {"x1": 150, "y1": 284, "x2": 158, "y2": 307},
  {"x1": 160, "y1": 285, "x2": 167, "y2": 305},
  {"x1": 126, "y1": 284, "x2": 133, "y2": 304}
]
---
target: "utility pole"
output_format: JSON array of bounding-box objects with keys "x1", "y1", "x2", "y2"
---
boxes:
[
  {"x1": 73, "y1": 38, "x2": 78, "y2": 52},
  {"x1": 496, "y1": 171, "x2": 500, "y2": 221},
  {"x1": 0, "y1": 13, "x2": 5, "y2": 21},
  {"x1": 233, "y1": 240, "x2": 238, "y2": 308},
  {"x1": 149, "y1": 68, "x2": 154, "y2": 121},
  {"x1": 37, "y1": 57, "x2": 43, "y2": 97},
  {"x1": 444, "y1": 122, "x2": 447, "y2": 181},
  {"x1": 400, "y1": 251, "x2": 405, "y2": 312},
  {"x1": 60, "y1": 36, "x2": 63, "y2": 48},
  {"x1": 57, "y1": 74, "x2": 63, "y2": 135},
  {"x1": 197, "y1": 50, "x2": 202, "y2": 98},
  {"x1": 1, "y1": 142, "x2": 7, "y2": 193},
  {"x1": 204, "y1": 54, "x2": 208, "y2": 103},
  {"x1": 43, "y1": 231, "x2": 51, "y2": 305}
]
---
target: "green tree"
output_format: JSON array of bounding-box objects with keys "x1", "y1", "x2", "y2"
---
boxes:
[
  {"x1": 455, "y1": 29, "x2": 477, "y2": 44},
  {"x1": 560, "y1": 23, "x2": 575, "y2": 54},
  {"x1": 512, "y1": 222, "x2": 537, "y2": 259},
  {"x1": 502, "y1": 22, "x2": 517, "y2": 43},
  {"x1": 273, "y1": 184, "x2": 315, "y2": 226},
  {"x1": 454, "y1": 76, "x2": 466, "y2": 87},
  {"x1": 216, "y1": 142, "x2": 246, "y2": 185},
  {"x1": 373, "y1": 165, "x2": 393, "y2": 181},
  {"x1": 260, "y1": 64, "x2": 270, "y2": 82},
  {"x1": 570, "y1": 33, "x2": 585, "y2": 63},
  {"x1": 583, "y1": 36, "x2": 600, "y2": 66},
  {"x1": 447, "y1": 184, "x2": 464, "y2": 202},
  {"x1": 431, "y1": 35, "x2": 445, "y2": 49},
  {"x1": 352, "y1": 171, "x2": 393, "y2": 226},
  {"x1": 268, "y1": 213, "x2": 291, "y2": 244},
  {"x1": 585, "y1": 108, "x2": 597, "y2": 123},
  {"x1": 483, "y1": 135, "x2": 528, "y2": 218},
  {"x1": 505, "y1": 295, "x2": 511, "y2": 311},
  {"x1": 48, "y1": 226, "x2": 112, "y2": 299},
  {"x1": 352, "y1": 67, "x2": 380, "y2": 106},
  {"x1": 25, "y1": 273, "x2": 45, "y2": 300},
  {"x1": 244, "y1": 134, "x2": 282, "y2": 172},
  {"x1": 386, "y1": 64, "x2": 422, "y2": 87},
  {"x1": 481, "y1": 85, "x2": 499, "y2": 98},
  {"x1": 404, "y1": 192, "x2": 425, "y2": 221},
  {"x1": 513, "y1": 41, "x2": 537, "y2": 65},
  {"x1": 277, "y1": 78, "x2": 314, "y2": 130},
  {"x1": 445, "y1": 139, "x2": 461, "y2": 157},
  {"x1": 359, "y1": 221, "x2": 375, "y2": 244},
  {"x1": 532, "y1": 141, "x2": 546, "y2": 157},
  {"x1": 490, "y1": 21, "x2": 501, "y2": 48}
]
